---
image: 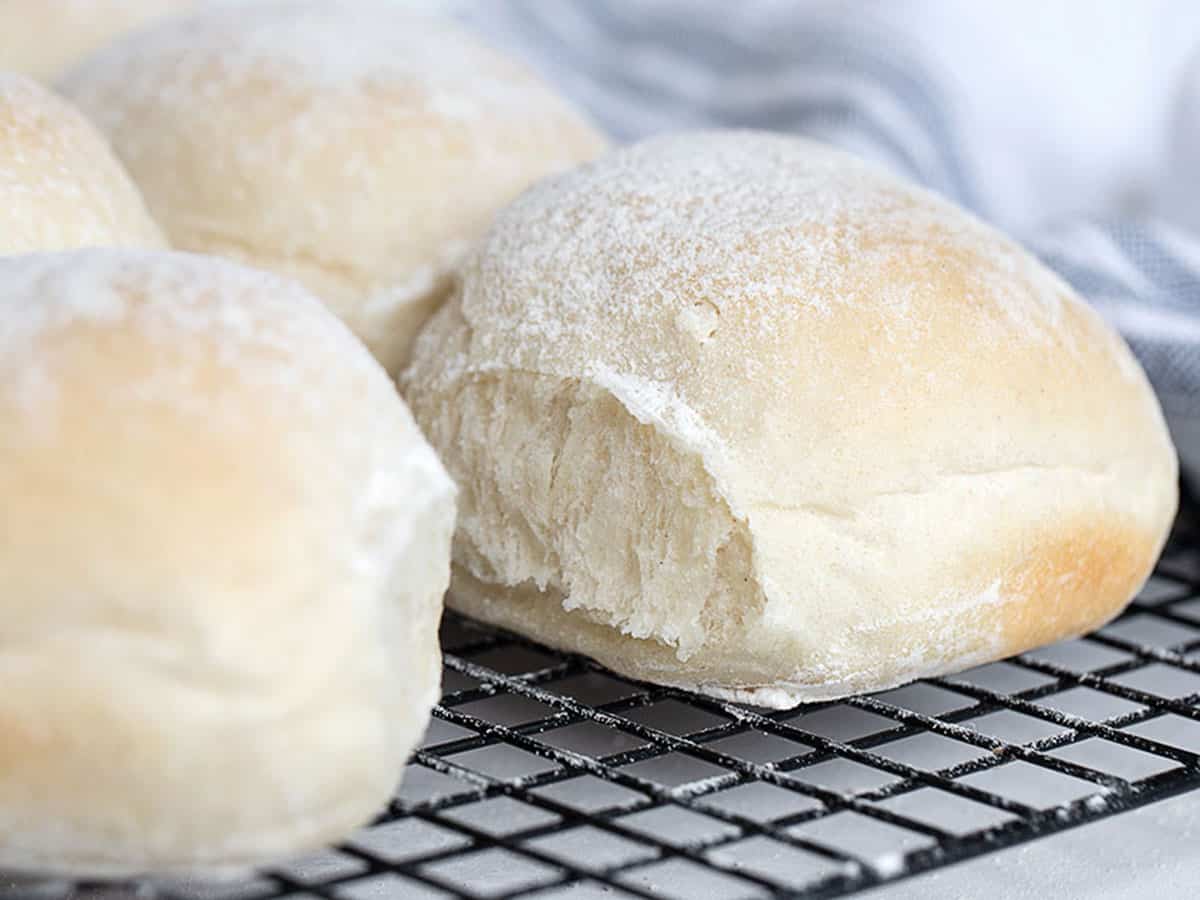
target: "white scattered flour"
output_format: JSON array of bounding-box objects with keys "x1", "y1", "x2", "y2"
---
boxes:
[
  {"x1": 470, "y1": 129, "x2": 1073, "y2": 363},
  {"x1": 0, "y1": 250, "x2": 381, "y2": 436}
]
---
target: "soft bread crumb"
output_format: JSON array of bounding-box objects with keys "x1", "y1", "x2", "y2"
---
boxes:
[{"x1": 432, "y1": 372, "x2": 763, "y2": 660}]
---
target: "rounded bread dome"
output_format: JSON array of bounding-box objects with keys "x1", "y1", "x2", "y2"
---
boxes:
[
  {"x1": 0, "y1": 249, "x2": 454, "y2": 875},
  {"x1": 60, "y1": 0, "x2": 609, "y2": 371},
  {"x1": 0, "y1": 73, "x2": 164, "y2": 254},
  {"x1": 404, "y1": 130, "x2": 1178, "y2": 707}
]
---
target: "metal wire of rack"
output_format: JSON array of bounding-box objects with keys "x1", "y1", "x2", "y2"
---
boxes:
[{"x1": 22, "y1": 481, "x2": 1200, "y2": 900}]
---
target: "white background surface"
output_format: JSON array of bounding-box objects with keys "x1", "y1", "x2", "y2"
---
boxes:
[{"x1": 865, "y1": 793, "x2": 1200, "y2": 899}]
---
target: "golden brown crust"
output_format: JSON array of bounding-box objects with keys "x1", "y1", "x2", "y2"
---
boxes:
[{"x1": 996, "y1": 518, "x2": 1167, "y2": 656}]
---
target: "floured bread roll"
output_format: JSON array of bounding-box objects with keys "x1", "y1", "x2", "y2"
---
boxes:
[
  {"x1": 0, "y1": 0, "x2": 204, "y2": 81},
  {"x1": 0, "y1": 250, "x2": 454, "y2": 876},
  {"x1": 0, "y1": 73, "x2": 164, "y2": 254},
  {"x1": 61, "y1": 0, "x2": 608, "y2": 373},
  {"x1": 404, "y1": 130, "x2": 1179, "y2": 709}
]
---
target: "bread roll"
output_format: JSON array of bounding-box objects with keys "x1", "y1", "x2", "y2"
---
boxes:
[
  {"x1": 0, "y1": 250, "x2": 455, "y2": 876},
  {"x1": 404, "y1": 130, "x2": 1178, "y2": 709},
  {"x1": 0, "y1": 0, "x2": 203, "y2": 81},
  {"x1": 60, "y1": 0, "x2": 608, "y2": 373},
  {"x1": 0, "y1": 73, "x2": 164, "y2": 254}
]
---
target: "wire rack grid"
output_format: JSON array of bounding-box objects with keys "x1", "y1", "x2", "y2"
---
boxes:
[{"x1": 24, "y1": 482, "x2": 1200, "y2": 900}]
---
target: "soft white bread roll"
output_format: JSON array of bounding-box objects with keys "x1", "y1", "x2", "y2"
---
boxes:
[
  {"x1": 0, "y1": 250, "x2": 455, "y2": 876},
  {"x1": 0, "y1": 73, "x2": 164, "y2": 254},
  {"x1": 404, "y1": 131, "x2": 1179, "y2": 709},
  {"x1": 0, "y1": 0, "x2": 204, "y2": 81},
  {"x1": 60, "y1": 0, "x2": 609, "y2": 373}
]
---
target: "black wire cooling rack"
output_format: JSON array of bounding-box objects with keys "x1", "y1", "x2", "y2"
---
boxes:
[{"x1": 21, "y1": 481, "x2": 1200, "y2": 900}]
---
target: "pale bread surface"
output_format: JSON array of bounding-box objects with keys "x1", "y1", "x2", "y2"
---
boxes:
[
  {"x1": 61, "y1": 0, "x2": 608, "y2": 372},
  {"x1": 404, "y1": 131, "x2": 1179, "y2": 708},
  {"x1": 0, "y1": 250, "x2": 455, "y2": 875},
  {"x1": 0, "y1": 73, "x2": 163, "y2": 253}
]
